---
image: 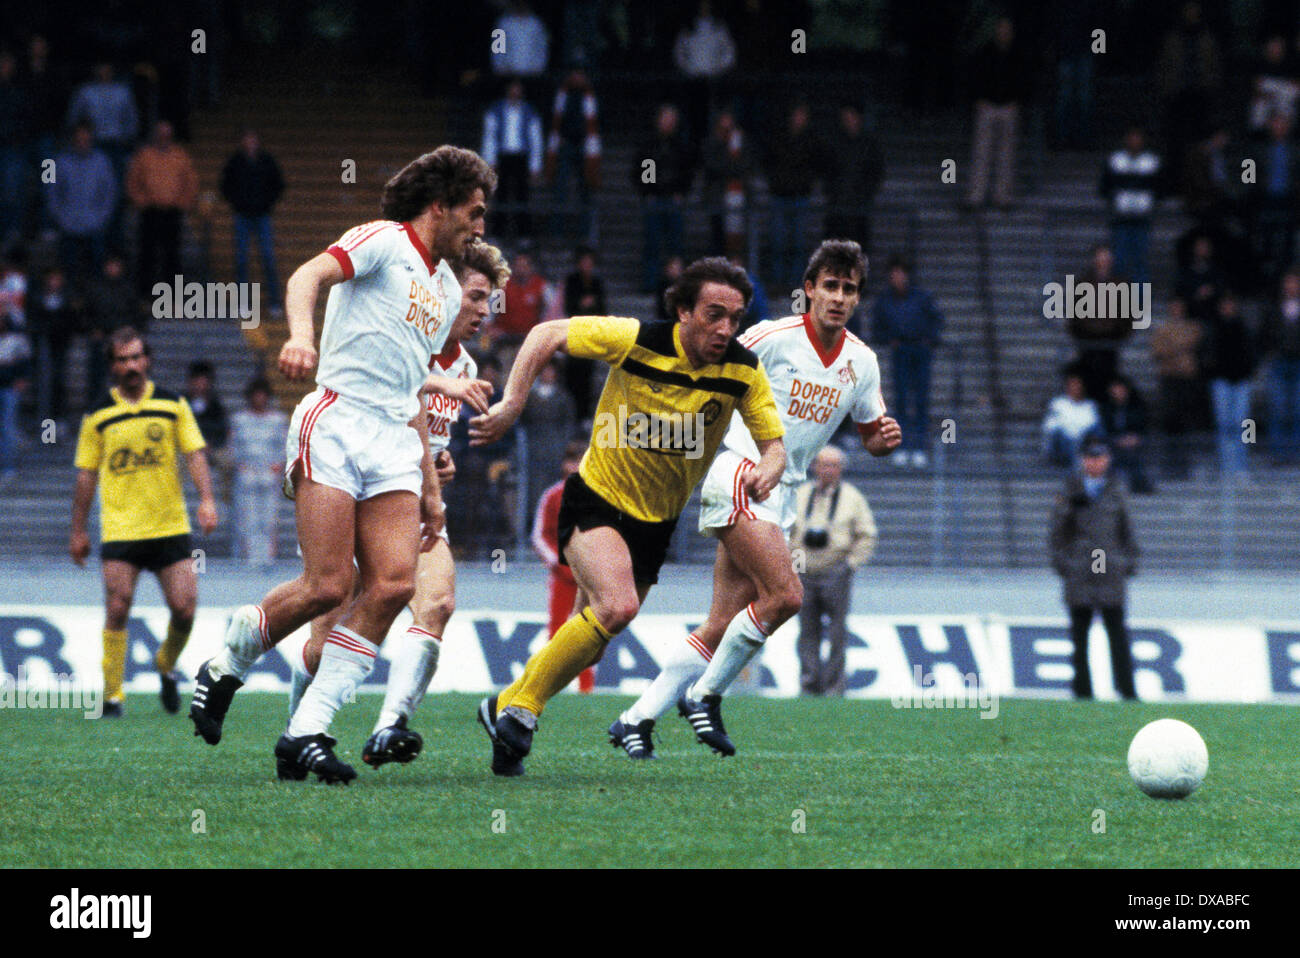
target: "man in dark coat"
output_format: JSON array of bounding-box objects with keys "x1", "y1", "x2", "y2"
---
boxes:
[
  {"x1": 219, "y1": 129, "x2": 285, "y2": 312},
  {"x1": 1049, "y1": 438, "x2": 1139, "y2": 700}
]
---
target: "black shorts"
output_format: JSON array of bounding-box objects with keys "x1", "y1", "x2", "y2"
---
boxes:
[
  {"x1": 101, "y1": 534, "x2": 193, "y2": 572},
  {"x1": 556, "y1": 473, "x2": 678, "y2": 586}
]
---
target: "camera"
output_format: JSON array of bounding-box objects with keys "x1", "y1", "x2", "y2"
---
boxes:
[{"x1": 803, "y1": 528, "x2": 829, "y2": 549}]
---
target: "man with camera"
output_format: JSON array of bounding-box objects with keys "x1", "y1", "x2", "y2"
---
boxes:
[{"x1": 791, "y1": 445, "x2": 878, "y2": 695}]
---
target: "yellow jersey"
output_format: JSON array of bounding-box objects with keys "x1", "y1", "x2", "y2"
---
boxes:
[
  {"x1": 74, "y1": 381, "x2": 207, "y2": 542},
  {"x1": 568, "y1": 317, "x2": 783, "y2": 522}
]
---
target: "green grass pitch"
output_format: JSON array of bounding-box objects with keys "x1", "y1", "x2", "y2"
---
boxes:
[{"x1": 3, "y1": 693, "x2": 1297, "y2": 867}]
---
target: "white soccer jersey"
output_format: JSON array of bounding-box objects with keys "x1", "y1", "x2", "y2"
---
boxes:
[
  {"x1": 723, "y1": 314, "x2": 886, "y2": 483},
  {"x1": 425, "y1": 339, "x2": 478, "y2": 454},
  {"x1": 318, "y1": 220, "x2": 461, "y2": 423}
]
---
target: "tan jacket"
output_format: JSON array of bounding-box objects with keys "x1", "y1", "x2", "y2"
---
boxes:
[
  {"x1": 791, "y1": 478, "x2": 877, "y2": 576},
  {"x1": 126, "y1": 145, "x2": 199, "y2": 210},
  {"x1": 1150, "y1": 316, "x2": 1203, "y2": 379}
]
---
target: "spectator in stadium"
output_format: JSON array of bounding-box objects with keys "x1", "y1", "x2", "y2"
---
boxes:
[
  {"x1": 0, "y1": 50, "x2": 33, "y2": 249},
  {"x1": 1156, "y1": 1, "x2": 1222, "y2": 185},
  {"x1": 791, "y1": 445, "x2": 877, "y2": 696},
  {"x1": 65, "y1": 61, "x2": 138, "y2": 196},
  {"x1": 1204, "y1": 293, "x2": 1260, "y2": 482},
  {"x1": 701, "y1": 109, "x2": 753, "y2": 258},
  {"x1": 562, "y1": 245, "x2": 605, "y2": 424},
  {"x1": 1248, "y1": 32, "x2": 1299, "y2": 136},
  {"x1": 763, "y1": 102, "x2": 828, "y2": 290},
  {"x1": 22, "y1": 36, "x2": 68, "y2": 238},
  {"x1": 184, "y1": 360, "x2": 232, "y2": 501},
  {"x1": 964, "y1": 16, "x2": 1031, "y2": 210},
  {"x1": 1070, "y1": 243, "x2": 1133, "y2": 402},
  {"x1": 1181, "y1": 125, "x2": 1237, "y2": 239},
  {"x1": 544, "y1": 68, "x2": 600, "y2": 243},
  {"x1": 731, "y1": 253, "x2": 768, "y2": 332},
  {"x1": 1247, "y1": 111, "x2": 1300, "y2": 287},
  {"x1": 491, "y1": 247, "x2": 552, "y2": 366},
  {"x1": 1263, "y1": 268, "x2": 1300, "y2": 464},
  {"x1": 0, "y1": 305, "x2": 31, "y2": 483},
  {"x1": 1, "y1": 247, "x2": 27, "y2": 331},
  {"x1": 1100, "y1": 125, "x2": 1163, "y2": 287},
  {"x1": 1042, "y1": 366, "x2": 1102, "y2": 468},
  {"x1": 531, "y1": 439, "x2": 592, "y2": 692},
  {"x1": 482, "y1": 80, "x2": 544, "y2": 240},
  {"x1": 871, "y1": 254, "x2": 943, "y2": 468},
  {"x1": 825, "y1": 103, "x2": 885, "y2": 255},
  {"x1": 82, "y1": 252, "x2": 141, "y2": 402},
  {"x1": 28, "y1": 267, "x2": 79, "y2": 425},
  {"x1": 1098, "y1": 376, "x2": 1155, "y2": 494},
  {"x1": 219, "y1": 129, "x2": 285, "y2": 313},
  {"x1": 229, "y1": 377, "x2": 287, "y2": 569},
  {"x1": 490, "y1": 2, "x2": 549, "y2": 89},
  {"x1": 47, "y1": 124, "x2": 117, "y2": 287},
  {"x1": 1175, "y1": 232, "x2": 1226, "y2": 323},
  {"x1": 634, "y1": 103, "x2": 694, "y2": 293},
  {"x1": 1049, "y1": 437, "x2": 1138, "y2": 701},
  {"x1": 1050, "y1": 0, "x2": 1096, "y2": 151},
  {"x1": 1150, "y1": 296, "x2": 1207, "y2": 479},
  {"x1": 521, "y1": 358, "x2": 575, "y2": 526},
  {"x1": 655, "y1": 254, "x2": 685, "y2": 321},
  {"x1": 126, "y1": 120, "x2": 198, "y2": 298},
  {"x1": 672, "y1": 0, "x2": 737, "y2": 144}
]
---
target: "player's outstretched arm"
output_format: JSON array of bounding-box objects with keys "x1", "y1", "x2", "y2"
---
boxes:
[
  {"x1": 861, "y1": 416, "x2": 902, "y2": 457},
  {"x1": 742, "y1": 436, "x2": 786, "y2": 503},
  {"x1": 410, "y1": 405, "x2": 445, "y2": 551},
  {"x1": 421, "y1": 374, "x2": 492, "y2": 414},
  {"x1": 469, "y1": 318, "x2": 570, "y2": 445},
  {"x1": 280, "y1": 252, "x2": 346, "y2": 381},
  {"x1": 69, "y1": 468, "x2": 97, "y2": 566},
  {"x1": 184, "y1": 450, "x2": 219, "y2": 533}
]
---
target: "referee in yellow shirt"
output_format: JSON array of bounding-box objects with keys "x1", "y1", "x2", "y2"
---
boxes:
[
  {"x1": 469, "y1": 257, "x2": 787, "y2": 775},
  {"x1": 70, "y1": 327, "x2": 219, "y2": 716}
]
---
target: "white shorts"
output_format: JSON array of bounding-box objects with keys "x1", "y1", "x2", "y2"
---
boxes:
[
  {"x1": 283, "y1": 386, "x2": 424, "y2": 501},
  {"x1": 698, "y1": 449, "x2": 798, "y2": 537}
]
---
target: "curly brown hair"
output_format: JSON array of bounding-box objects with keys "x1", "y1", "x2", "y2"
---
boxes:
[
  {"x1": 380, "y1": 145, "x2": 497, "y2": 222},
  {"x1": 663, "y1": 256, "x2": 753, "y2": 320},
  {"x1": 454, "y1": 239, "x2": 511, "y2": 289}
]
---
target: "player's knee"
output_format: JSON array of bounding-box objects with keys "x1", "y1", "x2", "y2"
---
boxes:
[
  {"x1": 308, "y1": 574, "x2": 352, "y2": 612},
  {"x1": 593, "y1": 594, "x2": 639, "y2": 633},
  {"x1": 105, "y1": 593, "x2": 131, "y2": 627},
  {"x1": 777, "y1": 577, "x2": 804, "y2": 622},
  {"x1": 372, "y1": 574, "x2": 417, "y2": 613}
]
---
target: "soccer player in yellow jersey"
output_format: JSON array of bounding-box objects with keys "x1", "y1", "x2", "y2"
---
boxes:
[
  {"x1": 469, "y1": 256, "x2": 786, "y2": 776},
  {"x1": 70, "y1": 327, "x2": 219, "y2": 717}
]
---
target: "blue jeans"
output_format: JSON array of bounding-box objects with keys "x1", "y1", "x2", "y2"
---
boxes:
[
  {"x1": 768, "y1": 195, "x2": 810, "y2": 291},
  {"x1": 0, "y1": 385, "x2": 20, "y2": 474},
  {"x1": 641, "y1": 196, "x2": 683, "y2": 293},
  {"x1": 1110, "y1": 221, "x2": 1150, "y2": 286},
  {"x1": 892, "y1": 343, "x2": 933, "y2": 453},
  {"x1": 233, "y1": 214, "x2": 281, "y2": 307},
  {"x1": 1211, "y1": 378, "x2": 1253, "y2": 476},
  {"x1": 1268, "y1": 357, "x2": 1300, "y2": 462}
]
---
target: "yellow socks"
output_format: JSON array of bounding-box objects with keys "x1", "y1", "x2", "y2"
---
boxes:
[
  {"x1": 498, "y1": 608, "x2": 611, "y2": 716},
  {"x1": 102, "y1": 629, "x2": 127, "y2": 703},
  {"x1": 155, "y1": 621, "x2": 192, "y2": 675}
]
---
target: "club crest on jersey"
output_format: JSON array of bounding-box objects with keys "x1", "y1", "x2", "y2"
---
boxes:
[{"x1": 839, "y1": 361, "x2": 857, "y2": 386}]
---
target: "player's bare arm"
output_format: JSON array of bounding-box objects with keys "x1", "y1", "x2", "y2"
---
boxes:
[
  {"x1": 741, "y1": 436, "x2": 786, "y2": 502},
  {"x1": 411, "y1": 405, "x2": 445, "y2": 550},
  {"x1": 468, "y1": 318, "x2": 571, "y2": 445},
  {"x1": 280, "y1": 252, "x2": 346, "y2": 380},
  {"x1": 69, "y1": 468, "x2": 97, "y2": 566},
  {"x1": 420, "y1": 373, "x2": 493, "y2": 415},
  {"x1": 184, "y1": 450, "x2": 220, "y2": 533},
  {"x1": 862, "y1": 416, "x2": 903, "y2": 457}
]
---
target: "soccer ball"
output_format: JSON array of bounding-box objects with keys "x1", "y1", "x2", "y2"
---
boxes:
[{"x1": 1126, "y1": 719, "x2": 1208, "y2": 799}]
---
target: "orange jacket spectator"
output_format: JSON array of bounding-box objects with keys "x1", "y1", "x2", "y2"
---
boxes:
[{"x1": 126, "y1": 134, "x2": 198, "y2": 210}]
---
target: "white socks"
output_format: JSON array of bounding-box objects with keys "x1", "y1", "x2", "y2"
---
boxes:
[
  {"x1": 286, "y1": 625, "x2": 377, "y2": 738},
  {"x1": 288, "y1": 642, "x2": 315, "y2": 717},
  {"x1": 211, "y1": 604, "x2": 272, "y2": 681},
  {"x1": 623, "y1": 632, "x2": 712, "y2": 725},
  {"x1": 689, "y1": 605, "x2": 769, "y2": 700},
  {"x1": 374, "y1": 626, "x2": 442, "y2": 733}
]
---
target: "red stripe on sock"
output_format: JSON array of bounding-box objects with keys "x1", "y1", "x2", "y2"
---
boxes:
[
  {"x1": 685, "y1": 632, "x2": 713, "y2": 662},
  {"x1": 408, "y1": 626, "x2": 442, "y2": 642},
  {"x1": 745, "y1": 604, "x2": 769, "y2": 636},
  {"x1": 325, "y1": 631, "x2": 377, "y2": 659}
]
